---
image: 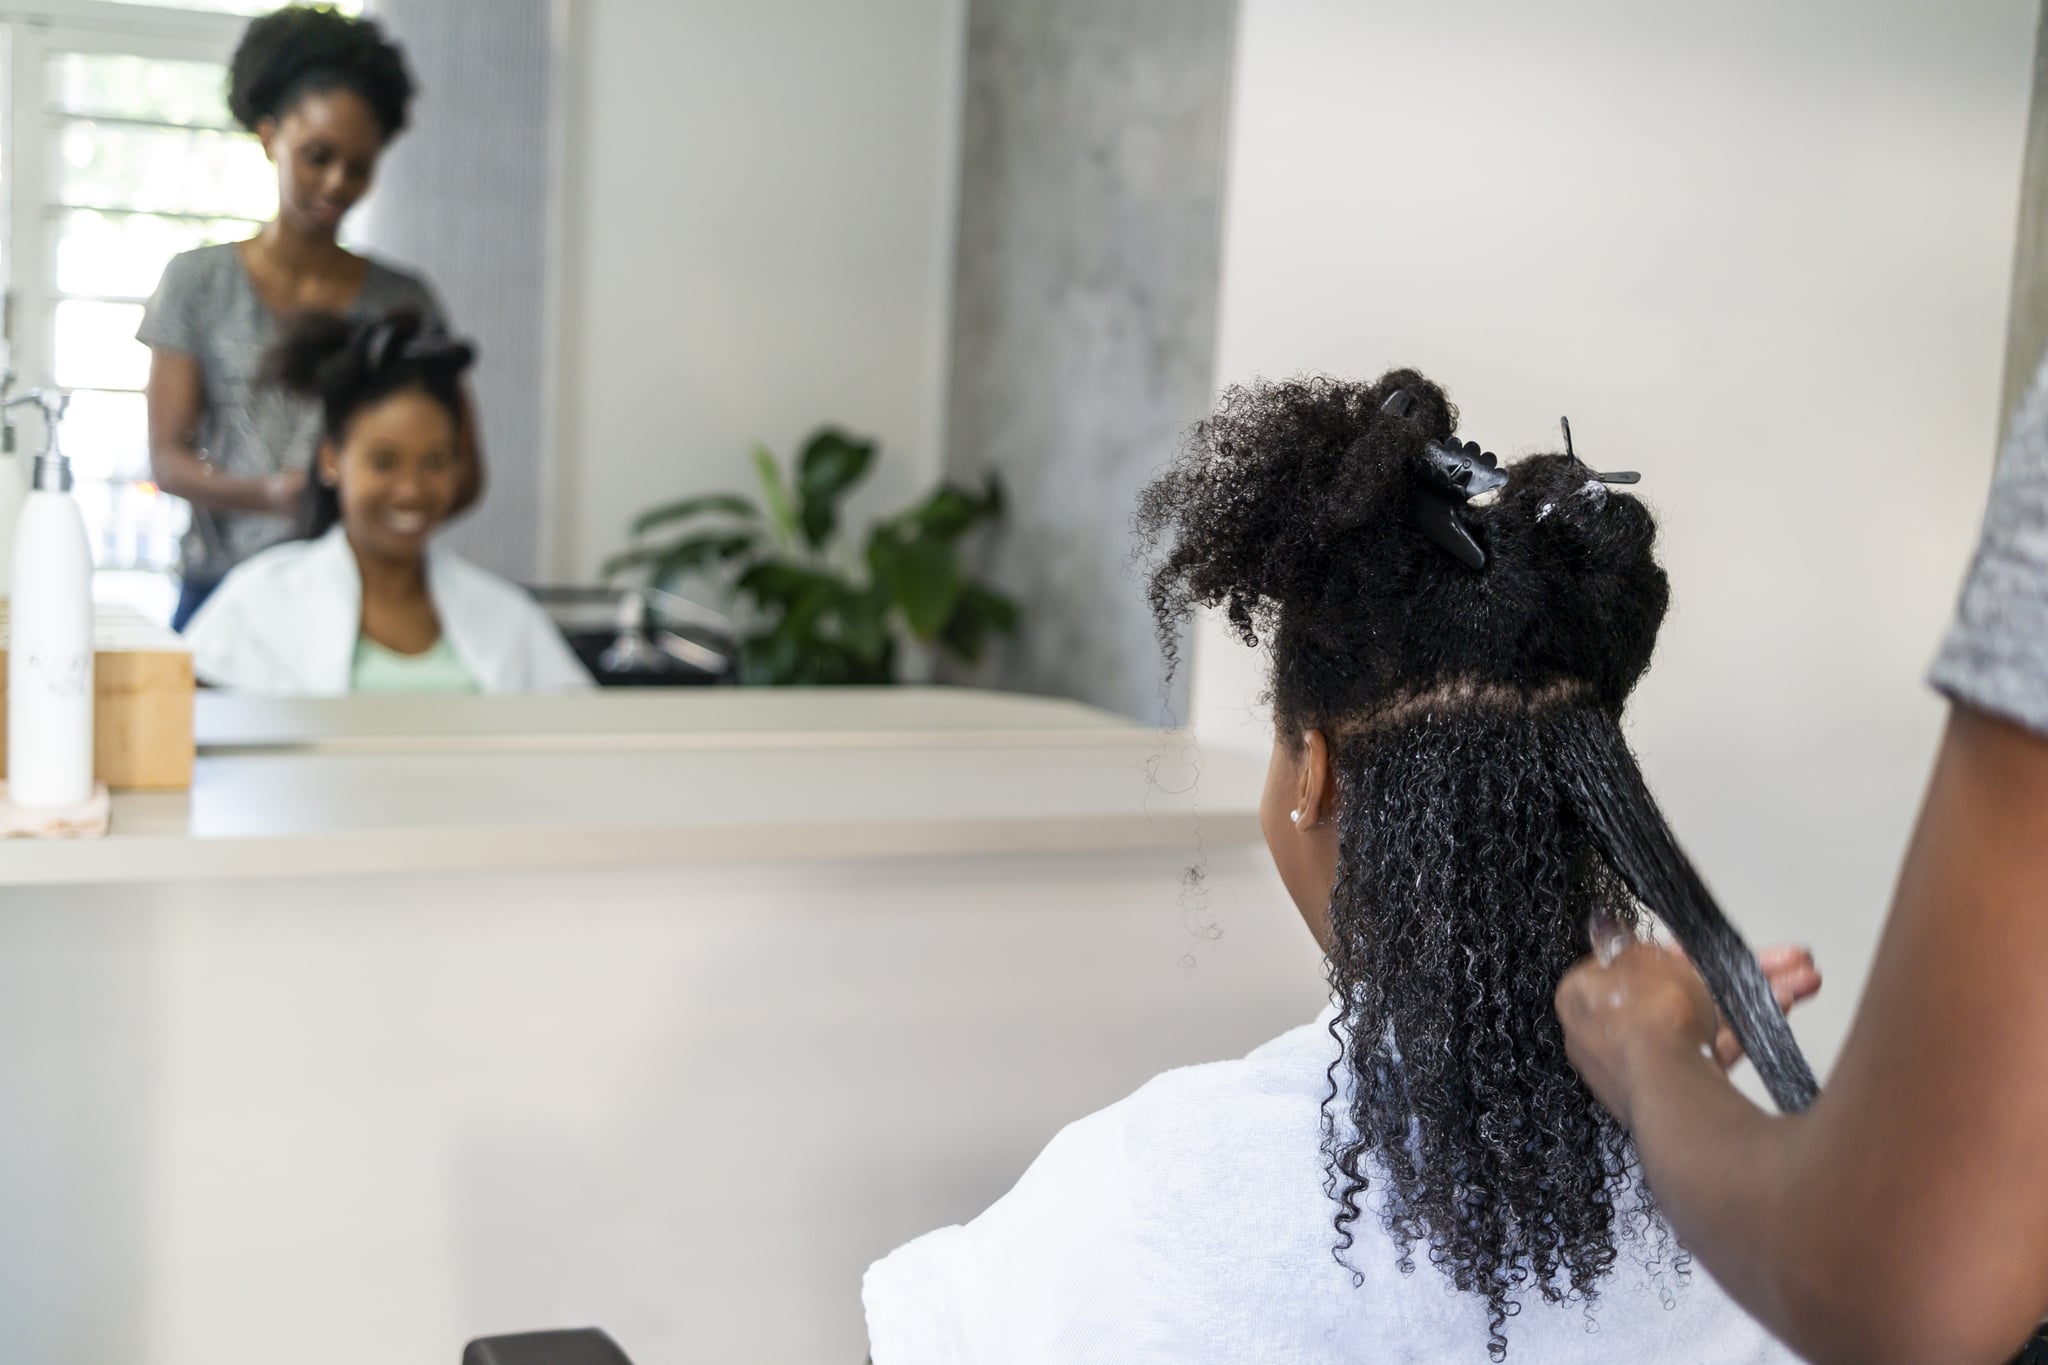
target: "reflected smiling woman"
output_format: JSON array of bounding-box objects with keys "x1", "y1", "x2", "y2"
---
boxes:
[
  {"x1": 185, "y1": 310, "x2": 588, "y2": 696},
  {"x1": 139, "y1": 4, "x2": 481, "y2": 631}
]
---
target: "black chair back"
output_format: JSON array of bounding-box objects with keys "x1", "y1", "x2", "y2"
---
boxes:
[{"x1": 462, "y1": 1328, "x2": 634, "y2": 1365}]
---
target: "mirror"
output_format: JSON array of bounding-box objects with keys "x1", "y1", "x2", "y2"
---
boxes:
[{"x1": 15, "y1": 0, "x2": 996, "y2": 702}]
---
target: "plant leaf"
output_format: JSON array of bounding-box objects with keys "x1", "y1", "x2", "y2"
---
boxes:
[
  {"x1": 899, "y1": 486, "x2": 980, "y2": 539},
  {"x1": 837, "y1": 583, "x2": 892, "y2": 662},
  {"x1": 894, "y1": 475, "x2": 1005, "y2": 542},
  {"x1": 937, "y1": 583, "x2": 1020, "y2": 664},
  {"x1": 871, "y1": 533, "x2": 964, "y2": 640},
  {"x1": 733, "y1": 555, "x2": 901, "y2": 685},
  {"x1": 752, "y1": 443, "x2": 801, "y2": 547},
  {"x1": 739, "y1": 631, "x2": 800, "y2": 686},
  {"x1": 736, "y1": 558, "x2": 844, "y2": 606},
  {"x1": 795, "y1": 428, "x2": 877, "y2": 550},
  {"x1": 605, "y1": 530, "x2": 759, "y2": 583},
  {"x1": 599, "y1": 545, "x2": 665, "y2": 580},
  {"x1": 630, "y1": 493, "x2": 760, "y2": 539},
  {"x1": 653, "y1": 530, "x2": 758, "y2": 577}
]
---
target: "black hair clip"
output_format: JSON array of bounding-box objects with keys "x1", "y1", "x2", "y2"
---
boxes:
[
  {"x1": 363, "y1": 314, "x2": 472, "y2": 375},
  {"x1": 362, "y1": 315, "x2": 406, "y2": 375},
  {"x1": 1560, "y1": 416, "x2": 1639, "y2": 485},
  {"x1": 1384, "y1": 388, "x2": 1506, "y2": 571},
  {"x1": 1415, "y1": 436, "x2": 1505, "y2": 570},
  {"x1": 403, "y1": 328, "x2": 473, "y2": 367}
]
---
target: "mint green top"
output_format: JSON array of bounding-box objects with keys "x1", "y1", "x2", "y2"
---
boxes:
[{"x1": 349, "y1": 635, "x2": 479, "y2": 695}]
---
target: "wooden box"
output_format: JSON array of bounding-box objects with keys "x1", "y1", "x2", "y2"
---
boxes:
[{"x1": 0, "y1": 602, "x2": 195, "y2": 791}]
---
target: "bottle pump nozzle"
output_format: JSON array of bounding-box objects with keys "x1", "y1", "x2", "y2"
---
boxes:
[{"x1": 5, "y1": 389, "x2": 70, "y2": 491}]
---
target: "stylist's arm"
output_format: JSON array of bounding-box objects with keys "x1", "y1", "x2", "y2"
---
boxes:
[
  {"x1": 1558, "y1": 366, "x2": 2048, "y2": 1363},
  {"x1": 138, "y1": 5, "x2": 481, "y2": 633}
]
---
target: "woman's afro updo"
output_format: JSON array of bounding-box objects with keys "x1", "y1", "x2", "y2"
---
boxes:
[
  {"x1": 1138, "y1": 368, "x2": 1669, "y2": 733},
  {"x1": 228, "y1": 5, "x2": 415, "y2": 140}
]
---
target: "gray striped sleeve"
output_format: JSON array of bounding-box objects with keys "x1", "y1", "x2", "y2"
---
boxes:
[{"x1": 1929, "y1": 355, "x2": 2048, "y2": 737}]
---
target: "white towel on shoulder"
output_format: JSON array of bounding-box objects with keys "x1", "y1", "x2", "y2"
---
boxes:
[{"x1": 864, "y1": 1013, "x2": 1796, "y2": 1365}]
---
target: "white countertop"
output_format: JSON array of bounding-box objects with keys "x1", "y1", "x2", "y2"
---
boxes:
[
  {"x1": 0, "y1": 689, "x2": 1266, "y2": 886},
  {"x1": 194, "y1": 686, "x2": 1137, "y2": 753}
]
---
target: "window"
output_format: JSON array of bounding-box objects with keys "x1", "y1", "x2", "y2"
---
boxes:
[
  {"x1": 37, "y1": 45, "x2": 272, "y2": 576},
  {"x1": 2, "y1": 1, "x2": 356, "y2": 613}
]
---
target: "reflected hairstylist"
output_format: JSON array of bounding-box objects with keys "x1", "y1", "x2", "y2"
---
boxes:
[{"x1": 139, "y1": 5, "x2": 481, "y2": 631}]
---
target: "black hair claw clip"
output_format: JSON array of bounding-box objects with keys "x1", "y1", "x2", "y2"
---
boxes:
[
  {"x1": 1415, "y1": 438, "x2": 1506, "y2": 572},
  {"x1": 1383, "y1": 387, "x2": 1506, "y2": 571}
]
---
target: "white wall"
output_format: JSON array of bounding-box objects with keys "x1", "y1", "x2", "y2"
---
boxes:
[
  {"x1": 546, "y1": 0, "x2": 965, "y2": 578},
  {"x1": 1198, "y1": 0, "x2": 2036, "y2": 1079}
]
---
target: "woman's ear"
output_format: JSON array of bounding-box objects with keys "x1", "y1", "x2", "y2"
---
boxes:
[
  {"x1": 256, "y1": 115, "x2": 279, "y2": 161},
  {"x1": 1295, "y1": 728, "x2": 1337, "y2": 829},
  {"x1": 317, "y1": 441, "x2": 340, "y2": 488}
]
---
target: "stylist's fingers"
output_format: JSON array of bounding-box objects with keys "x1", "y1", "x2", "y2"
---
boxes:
[
  {"x1": 1665, "y1": 942, "x2": 1821, "y2": 1069},
  {"x1": 1673, "y1": 943, "x2": 1821, "y2": 1000},
  {"x1": 1758, "y1": 945, "x2": 1822, "y2": 1012}
]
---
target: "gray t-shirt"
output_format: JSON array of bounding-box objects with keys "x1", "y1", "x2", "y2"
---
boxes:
[
  {"x1": 1930, "y1": 353, "x2": 2048, "y2": 737},
  {"x1": 136, "y1": 242, "x2": 445, "y2": 578}
]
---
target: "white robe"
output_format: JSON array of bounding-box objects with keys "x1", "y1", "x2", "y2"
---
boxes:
[
  {"x1": 186, "y1": 526, "x2": 594, "y2": 696},
  {"x1": 863, "y1": 1012, "x2": 1798, "y2": 1365}
]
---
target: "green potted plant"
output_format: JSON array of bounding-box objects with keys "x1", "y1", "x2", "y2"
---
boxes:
[{"x1": 602, "y1": 427, "x2": 1019, "y2": 685}]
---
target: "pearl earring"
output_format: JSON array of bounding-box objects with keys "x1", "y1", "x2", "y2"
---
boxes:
[{"x1": 1289, "y1": 809, "x2": 1301, "y2": 824}]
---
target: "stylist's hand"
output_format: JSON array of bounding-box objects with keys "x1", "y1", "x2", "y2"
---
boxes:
[
  {"x1": 1556, "y1": 941, "x2": 1821, "y2": 1128},
  {"x1": 1556, "y1": 943, "x2": 1718, "y2": 1128},
  {"x1": 262, "y1": 468, "x2": 307, "y2": 517}
]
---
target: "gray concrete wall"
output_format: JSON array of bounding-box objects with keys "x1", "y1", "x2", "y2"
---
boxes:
[
  {"x1": 356, "y1": 0, "x2": 555, "y2": 582},
  {"x1": 939, "y1": 0, "x2": 1238, "y2": 721}
]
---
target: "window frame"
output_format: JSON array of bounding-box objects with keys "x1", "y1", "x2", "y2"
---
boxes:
[
  {"x1": 1, "y1": 4, "x2": 257, "y2": 582},
  {"x1": 5, "y1": 7, "x2": 247, "y2": 393}
]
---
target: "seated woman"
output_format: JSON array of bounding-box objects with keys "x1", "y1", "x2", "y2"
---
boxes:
[
  {"x1": 187, "y1": 311, "x2": 591, "y2": 695},
  {"x1": 862, "y1": 371, "x2": 1821, "y2": 1362}
]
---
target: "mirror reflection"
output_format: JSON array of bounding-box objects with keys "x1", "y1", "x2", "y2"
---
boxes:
[{"x1": 3, "y1": 0, "x2": 995, "y2": 699}]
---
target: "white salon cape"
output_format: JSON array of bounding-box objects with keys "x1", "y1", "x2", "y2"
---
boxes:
[
  {"x1": 863, "y1": 1012, "x2": 1798, "y2": 1365},
  {"x1": 186, "y1": 525, "x2": 594, "y2": 695}
]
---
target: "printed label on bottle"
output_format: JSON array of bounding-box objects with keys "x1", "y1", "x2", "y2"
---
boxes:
[{"x1": 25, "y1": 648, "x2": 91, "y2": 699}]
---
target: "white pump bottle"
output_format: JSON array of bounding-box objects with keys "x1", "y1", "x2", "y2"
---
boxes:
[{"x1": 7, "y1": 394, "x2": 94, "y2": 808}]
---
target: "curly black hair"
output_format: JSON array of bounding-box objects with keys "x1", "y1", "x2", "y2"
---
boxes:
[
  {"x1": 1136, "y1": 370, "x2": 1816, "y2": 1358},
  {"x1": 228, "y1": 5, "x2": 415, "y2": 140},
  {"x1": 264, "y1": 308, "x2": 473, "y2": 538}
]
